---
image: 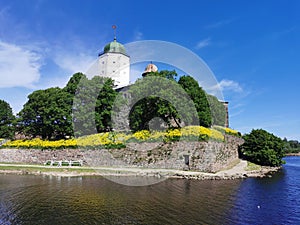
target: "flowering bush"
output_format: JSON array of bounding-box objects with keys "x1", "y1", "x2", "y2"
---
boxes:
[
  {"x1": 213, "y1": 126, "x2": 240, "y2": 136},
  {"x1": 1, "y1": 126, "x2": 238, "y2": 150},
  {"x1": 3, "y1": 138, "x2": 77, "y2": 149},
  {"x1": 132, "y1": 130, "x2": 150, "y2": 140},
  {"x1": 165, "y1": 129, "x2": 181, "y2": 141}
]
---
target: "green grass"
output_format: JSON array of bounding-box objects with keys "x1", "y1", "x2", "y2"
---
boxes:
[
  {"x1": 0, "y1": 164, "x2": 95, "y2": 173},
  {"x1": 245, "y1": 161, "x2": 262, "y2": 171}
]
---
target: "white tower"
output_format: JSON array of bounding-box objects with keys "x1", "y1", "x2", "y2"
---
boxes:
[{"x1": 97, "y1": 31, "x2": 130, "y2": 88}]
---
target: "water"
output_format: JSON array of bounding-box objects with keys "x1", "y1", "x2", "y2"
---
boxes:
[{"x1": 0, "y1": 157, "x2": 299, "y2": 225}]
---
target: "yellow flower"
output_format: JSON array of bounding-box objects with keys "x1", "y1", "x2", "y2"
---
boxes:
[{"x1": 133, "y1": 130, "x2": 150, "y2": 140}]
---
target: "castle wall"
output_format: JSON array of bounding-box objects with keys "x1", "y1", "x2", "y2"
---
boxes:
[{"x1": 0, "y1": 136, "x2": 243, "y2": 173}]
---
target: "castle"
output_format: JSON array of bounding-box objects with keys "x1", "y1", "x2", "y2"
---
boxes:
[{"x1": 94, "y1": 33, "x2": 229, "y2": 128}]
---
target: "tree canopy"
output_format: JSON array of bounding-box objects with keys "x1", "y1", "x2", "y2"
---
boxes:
[
  {"x1": 0, "y1": 100, "x2": 15, "y2": 139},
  {"x1": 128, "y1": 71, "x2": 198, "y2": 132},
  {"x1": 178, "y1": 75, "x2": 212, "y2": 127},
  {"x1": 207, "y1": 94, "x2": 226, "y2": 127},
  {"x1": 128, "y1": 72, "x2": 227, "y2": 131},
  {"x1": 283, "y1": 138, "x2": 300, "y2": 154},
  {"x1": 72, "y1": 75, "x2": 117, "y2": 136},
  {"x1": 14, "y1": 70, "x2": 228, "y2": 139},
  {"x1": 240, "y1": 129, "x2": 285, "y2": 166},
  {"x1": 18, "y1": 87, "x2": 73, "y2": 140}
]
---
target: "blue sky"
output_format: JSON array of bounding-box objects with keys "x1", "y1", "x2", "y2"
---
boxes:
[{"x1": 0, "y1": 0, "x2": 300, "y2": 140}]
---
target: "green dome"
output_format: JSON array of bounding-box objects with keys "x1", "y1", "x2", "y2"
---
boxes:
[{"x1": 103, "y1": 38, "x2": 126, "y2": 54}]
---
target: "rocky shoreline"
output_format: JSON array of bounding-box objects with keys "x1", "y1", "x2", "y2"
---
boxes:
[
  {"x1": 286, "y1": 153, "x2": 300, "y2": 156},
  {"x1": 171, "y1": 169, "x2": 281, "y2": 180},
  {"x1": 0, "y1": 160, "x2": 282, "y2": 181}
]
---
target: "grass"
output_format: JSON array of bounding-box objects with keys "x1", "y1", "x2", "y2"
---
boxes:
[
  {"x1": 0, "y1": 164, "x2": 96, "y2": 174},
  {"x1": 245, "y1": 161, "x2": 262, "y2": 171}
]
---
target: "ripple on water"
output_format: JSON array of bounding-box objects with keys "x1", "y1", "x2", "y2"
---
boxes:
[{"x1": 0, "y1": 157, "x2": 299, "y2": 225}]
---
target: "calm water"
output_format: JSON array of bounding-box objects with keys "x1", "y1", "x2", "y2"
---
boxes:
[{"x1": 0, "y1": 157, "x2": 299, "y2": 225}]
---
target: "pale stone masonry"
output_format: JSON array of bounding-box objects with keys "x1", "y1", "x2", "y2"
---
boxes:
[{"x1": 0, "y1": 136, "x2": 243, "y2": 173}]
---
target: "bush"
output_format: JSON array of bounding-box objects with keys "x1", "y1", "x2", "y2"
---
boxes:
[
  {"x1": 240, "y1": 129, "x2": 285, "y2": 167},
  {"x1": 213, "y1": 126, "x2": 241, "y2": 137},
  {"x1": 1, "y1": 126, "x2": 238, "y2": 150}
]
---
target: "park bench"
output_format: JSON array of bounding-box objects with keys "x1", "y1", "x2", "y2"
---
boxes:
[{"x1": 44, "y1": 160, "x2": 83, "y2": 167}]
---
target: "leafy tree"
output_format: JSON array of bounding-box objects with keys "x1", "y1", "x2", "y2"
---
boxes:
[
  {"x1": 154, "y1": 69, "x2": 178, "y2": 81},
  {"x1": 178, "y1": 75, "x2": 212, "y2": 127},
  {"x1": 18, "y1": 87, "x2": 73, "y2": 139},
  {"x1": 207, "y1": 95, "x2": 226, "y2": 126},
  {"x1": 94, "y1": 77, "x2": 117, "y2": 132},
  {"x1": 283, "y1": 138, "x2": 300, "y2": 153},
  {"x1": 0, "y1": 100, "x2": 15, "y2": 139},
  {"x1": 63, "y1": 72, "x2": 86, "y2": 96},
  {"x1": 128, "y1": 71, "x2": 198, "y2": 132},
  {"x1": 240, "y1": 129, "x2": 285, "y2": 166},
  {"x1": 72, "y1": 76, "x2": 117, "y2": 136}
]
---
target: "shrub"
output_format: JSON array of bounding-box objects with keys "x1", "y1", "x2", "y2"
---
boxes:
[
  {"x1": 213, "y1": 126, "x2": 241, "y2": 137},
  {"x1": 1, "y1": 126, "x2": 238, "y2": 150},
  {"x1": 240, "y1": 129, "x2": 285, "y2": 167}
]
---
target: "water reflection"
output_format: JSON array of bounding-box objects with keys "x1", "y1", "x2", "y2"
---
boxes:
[
  {"x1": 2, "y1": 157, "x2": 300, "y2": 224},
  {"x1": 0, "y1": 175, "x2": 242, "y2": 224}
]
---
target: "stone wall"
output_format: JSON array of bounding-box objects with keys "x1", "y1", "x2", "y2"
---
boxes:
[{"x1": 0, "y1": 135, "x2": 243, "y2": 173}]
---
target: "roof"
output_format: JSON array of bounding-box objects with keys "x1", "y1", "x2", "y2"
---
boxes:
[{"x1": 103, "y1": 38, "x2": 126, "y2": 55}]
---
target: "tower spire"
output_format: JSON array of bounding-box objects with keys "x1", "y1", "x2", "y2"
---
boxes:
[{"x1": 112, "y1": 25, "x2": 117, "y2": 41}]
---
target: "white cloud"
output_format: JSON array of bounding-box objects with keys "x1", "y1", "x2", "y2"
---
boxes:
[
  {"x1": 53, "y1": 51, "x2": 95, "y2": 75},
  {"x1": 38, "y1": 75, "x2": 71, "y2": 90},
  {"x1": 210, "y1": 79, "x2": 243, "y2": 93},
  {"x1": 134, "y1": 30, "x2": 143, "y2": 41},
  {"x1": 195, "y1": 38, "x2": 211, "y2": 49},
  {"x1": 0, "y1": 40, "x2": 42, "y2": 88}
]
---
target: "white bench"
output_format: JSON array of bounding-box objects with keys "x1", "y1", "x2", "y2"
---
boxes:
[{"x1": 44, "y1": 160, "x2": 83, "y2": 167}]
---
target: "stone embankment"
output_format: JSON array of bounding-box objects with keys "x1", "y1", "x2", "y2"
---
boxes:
[
  {"x1": 0, "y1": 159, "x2": 281, "y2": 180},
  {"x1": 0, "y1": 135, "x2": 243, "y2": 174},
  {"x1": 170, "y1": 160, "x2": 281, "y2": 180}
]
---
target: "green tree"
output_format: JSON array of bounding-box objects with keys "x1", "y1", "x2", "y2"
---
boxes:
[
  {"x1": 0, "y1": 100, "x2": 15, "y2": 139},
  {"x1": 63, "y1": 72, "x2": 86, "y2": 96},
  {"x1": 207, "y1": 95, "x2": 226, "y2": 126},
  {"x1": 18, "y1": 87, "x2": 73, "y2": 139},
  {"x1": 129, "y1": 71, "x2": 198, "y2": 132},
  {"x1": 282, "y1": 138, "x2": 300, "y2": 153},
  {"x1": 94, "y1": 76, "x2": 117, "y2": 132},
  {"x1": 240, "y1": 129, "x2": 285, "y2": 166},
  {"x1": 72, "y1": 76, "x2": 117, "y2": 136},
  {"x1": 178, "y1": 75, "x2": 212, "y2": 127}
]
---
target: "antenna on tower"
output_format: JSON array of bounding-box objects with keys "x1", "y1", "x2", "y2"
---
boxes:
[{"x1": 112, "y1": 25, "x2": 117, "y2": 41}]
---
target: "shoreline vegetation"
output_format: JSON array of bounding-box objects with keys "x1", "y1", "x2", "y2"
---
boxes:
[
  {"x1": 286, "y1": 152, "x2": 300, "y2": 156},
  {"x1": 0, "y1": 126, "x2": 239, "y2": 150},
  {"x1": 0, "y1": 159, "x2": 281, "y2": 180}
]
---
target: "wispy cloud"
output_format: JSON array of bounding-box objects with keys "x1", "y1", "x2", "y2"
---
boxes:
[
  {"x1": 208, "y1": 79, "x2": 243, "y2": 94},
  {"x1": 269, "y1": 26, "x2": 296, "y2": 40},
  {"x1": 133, "y1": 30, "x2": 143, "y2": 41},
  {"x1": 218, "y1": 79, "x2": 243, "y2": 93},
  {"x1": 0, "y1": 41, "x2": 42, "y2": 88},
  {"x1": 205, "y1": 19, "x2": 234, "y2": 29},
  {"x1": 53, "y1": 51, "x2": 95, "y2": 75},
  {"x1": 195, "y1": 38, "x2": 211, "y2": 49}
]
